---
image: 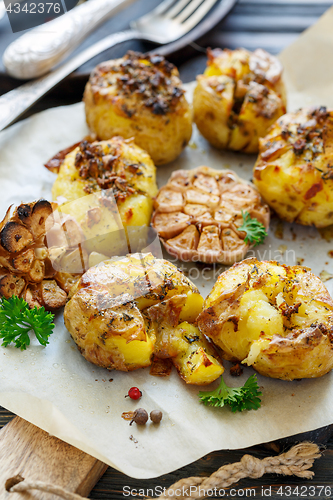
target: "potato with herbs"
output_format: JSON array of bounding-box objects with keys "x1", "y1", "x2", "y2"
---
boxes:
[
  {"x1": 64, "y1": 252, "x2": 223, "y2": 383},
  {"x1": 51, "y1": 136, "x2": 158, "y2": 256},
  {"x1": 193, "y1": 48, "x2": 286, "y2": 153},
  {"x1": 198, "y1": 258, "x2": 333, "y2": 381},
  {"x1": 84, "y1": 51, "x2": 192, "y2": 165},
  {"x1": 147, "y1": 294, "x2": 223, "y2": 384},
  {"x1": 253, "y1": 106, "x2": 333, "y2": 227}
]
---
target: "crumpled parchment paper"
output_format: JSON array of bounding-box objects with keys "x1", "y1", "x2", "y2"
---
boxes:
[{"x1": 1, "y1": 7, "x2": 333, "y2": 479}]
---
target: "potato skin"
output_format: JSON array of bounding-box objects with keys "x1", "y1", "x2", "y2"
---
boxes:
[
  {"x1": 253, "y1": 106, "x2": 333, "y2": 227},
  {"x1": 64, "y1": 253, "x2": 205, "y2": 372},
  {"x1": 52, "y1": 137, "x2": 158, "y2": 256},
  {"x1": 193, "y1": 48, "x2": 286, "y2": 153},
  {"x1": 84, "y1": 51, "x2": 192, "y2": 165},
  {"x1": 198, "y1": 258, "x2": 333, "y2": 380}
]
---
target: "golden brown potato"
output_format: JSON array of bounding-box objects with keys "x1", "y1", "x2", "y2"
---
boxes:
[
  {"x1": 198, "y1": 258, "x2": 333, "y2": 381},
  {"x1": 51, "y1": 136, "x2": 158, "y2": 257},
  {"x1": 147, "y1": 294, "x2": 223, "y2": 385},
  {"x1": 84, "y1": 51, "x2": 192, "y2": 165},
  {"x1": 151, "y1": 166, "x2": 270, "y2": 264},
  {"x1": 171, "y1": 322, "x2": 223, "y2": 385},
  {"x1": 193, "y1": 48, "x2": 286, "y2": 153},
  {"x1": 64, "y1": 252, "x2": 223, "y2": 383},
  {"x1": 253, "y1": 106, "x2": 333, "y2": 227}
]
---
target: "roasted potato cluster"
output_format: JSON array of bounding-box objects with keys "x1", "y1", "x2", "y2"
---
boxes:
[
  {"x1": 84, "y1": 51, "x2": 192, "y2": 165},
  {"x1": 0, "y1": 200, "x2": 67, "y2": 310},
  {"x1": 64, "y1": 253, "x2": 223, "y2": 384},
  {"x1": 253, "y1": 106, "x2": 333, "y2": 227},
  {"x1": 152, "y1": 166, "x2": 270, "y2": 264},
  {"x1": 27, "y1": 47, "x2": 333, "y2": 389},
  {"x1": 198, "y1": 258, "x2": 333, "y2": 381},
  {"x1": 193, "y1": 48, "x2": 286, "y2": 153}
]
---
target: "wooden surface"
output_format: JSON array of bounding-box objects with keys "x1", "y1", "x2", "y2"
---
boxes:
[
  {"x1": 1, "y1": 1, "x2": 333, "y2": 499},
  {"x1": 0, "y1": 416, "x2": 107, "y2": 500},
  {"x1": 1, "y1": 414, "x2": 333, "y2": 500}
]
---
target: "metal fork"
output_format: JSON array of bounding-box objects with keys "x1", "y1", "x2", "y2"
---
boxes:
[
  {"x1": 4, "y1": 0, "x2": 220, "y2": 80},
  {"x1": 0, "y1": 0, "x2": 224, "y2": 132}
]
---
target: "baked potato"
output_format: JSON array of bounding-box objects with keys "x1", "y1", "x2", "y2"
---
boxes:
[
  {"x1": 253, "y1": 106, "x2": 333, "y2": 227},
  {"x1": 0, "y1": 200, "x2": 67, "y2": 310},
  {"x1": 64, "y1": 252, "x2": 223, "y2": 383},
  {"x1": 51, "y1": 136, "x2": 158, "y2": 257},
  {"x1": 198, "y1": 258, "x2": 333, "y2": 380},
  {"x1": 84, "y1": 51, "x2": 192, "y2": 165},
  {"x1": 193, "y1": 48, "x2": 286, "y2": 153},
  {"x1": 151, "y1": 166, "x2": 270, "y2": 264}
]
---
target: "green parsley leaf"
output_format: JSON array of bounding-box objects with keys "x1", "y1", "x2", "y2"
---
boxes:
[
  {"x1": 198, "y1": 374, "x2": 262, "y2": 412},
  {"x1": 0, "y1": 296, "x2": 55, "y2": 350},
  {"x1": 238, "y1": 211, "x2": 267, "y2": 246}
]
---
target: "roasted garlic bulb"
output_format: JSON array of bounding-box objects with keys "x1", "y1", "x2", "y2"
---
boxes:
[
  {"x1": 193, "y1": 48, "x2": 286, "y2": 153},
  {"x1": 64, "y1": 253, "x2": 223, "y2": 383},
  {"x1": 51, "y1": 136, "x2": 158, "y2": 256},
  {"x1": 198, "y1": 258, "x2": 333, "y2": 380},
  {"x1": 84, "y1": 51, "x2": 192, "y2": 165},
  {"x1": 151, "y1": 166, "x2": 270, "y2": 264},
  {"x1": 253, "y1": 106, "x2": 333, "y2": 227},
  {"x1": 0, "y1": 200, "x2": 67, "y2": 310}
]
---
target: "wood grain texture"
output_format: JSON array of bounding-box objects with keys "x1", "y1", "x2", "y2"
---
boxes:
[
  {"x1": 90, "y1": 442, "x2": 333, "y2": 500},
  {"x1": 1, "y1": 410, "x2": 333, "y2": 500},
  {"x1": 0, "y1": 416, "x2": 107, "y2": 500}
]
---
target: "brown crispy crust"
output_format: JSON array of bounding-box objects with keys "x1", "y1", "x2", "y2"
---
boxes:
[
  {"x1": 194, "y1": 48, "x2": 286, "y2": 153},
  {"x1": 151, "y1": 166, "x2": 270, "y2": 264},
  {"x1": 149, "y1": 355, "x2": 173, "y2": 377},
  {"x1": 72, "y1": 137, "x2": 139, "y2": 202},
  {"x1": 254, "y1": 323, "x2": 333, "y2": 380},
  {"x1": 198, "y1": 258, "x2": 333, "y2": 380},
  {"x1": 255, "y1": 107, "x2": 331, "y2": 179},
  {"x1": 253, "y1": 106, "x2": 333, "y2": 226},
  {"x1": 208, "y1": 48, "x2": 284, "y2": 86},
  {"x1": 44, "y1": 141, "x2": 82, "y2": 174},
  {"x1": 88, "y1": 51, "x2": 184, "y2": 116}
]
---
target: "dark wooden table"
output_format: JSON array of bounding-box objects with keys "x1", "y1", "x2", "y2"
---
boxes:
[{"x1": 1, "y1": 1, "x2": 333, "y2": 499}]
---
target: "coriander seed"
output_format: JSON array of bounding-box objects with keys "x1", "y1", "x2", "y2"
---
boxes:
[{"x1": 150, "y1": 410, "x2": 163, "y2": 423}]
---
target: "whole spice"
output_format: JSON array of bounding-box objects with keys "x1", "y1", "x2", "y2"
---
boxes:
[
  {"x1": 150, "y1": 410, "x2": 163, "y2": 423},
  {"x1": 130, "y1": 408, "x2": 148, "y2": 426},
  {"x1": 125, "y1": 387, "x2": 142, "y2": 400}
]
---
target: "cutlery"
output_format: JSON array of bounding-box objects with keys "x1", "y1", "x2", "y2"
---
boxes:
[
  {"x1": 0, "y1": 0, "x2": 236, "y2": 132},
  {"x1": 3, "y1": 0, "x2": 136, "y2": 79},
  {"x1": 0, "y1": 1, "x2": 5, "y2": 21}
]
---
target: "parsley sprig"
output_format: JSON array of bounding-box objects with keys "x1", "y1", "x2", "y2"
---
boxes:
[
  {"x1": 0, "y1": 296, "x2": 55, "y2": 350},
  {"x1": 199, "y1": 374, "x2": 262, "y2": 412},
  {"x1": 238, "y1": 211, "x2": 267, "y2": 246}
]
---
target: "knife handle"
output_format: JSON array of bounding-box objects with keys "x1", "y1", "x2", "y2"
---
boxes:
[
  {"x1": 3, "y1": 0, "x2": 135, "y2": 80},
  {"x1": 0, "y1": 29, "x2": 152, "y2": 132}
]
